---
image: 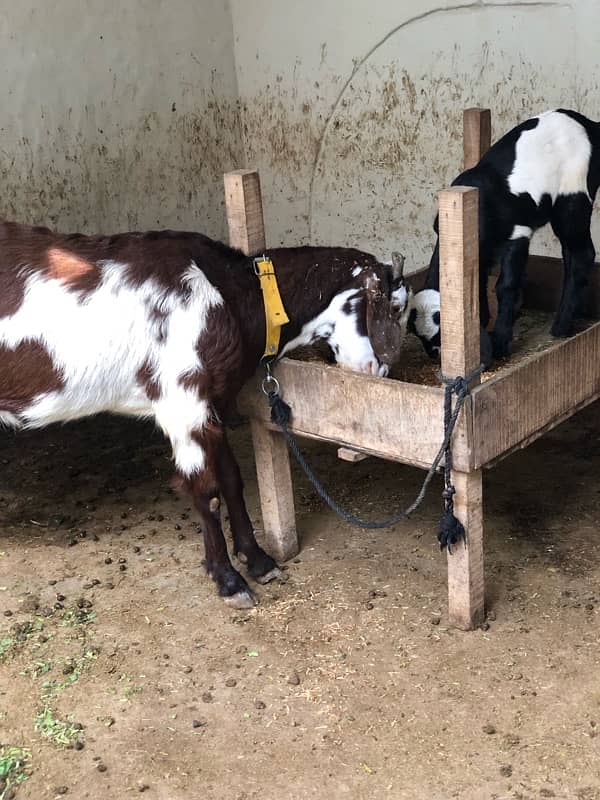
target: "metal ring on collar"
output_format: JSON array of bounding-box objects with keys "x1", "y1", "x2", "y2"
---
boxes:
[{"x1": 261, "y1": 374, "x2": 280, "y2": 396}]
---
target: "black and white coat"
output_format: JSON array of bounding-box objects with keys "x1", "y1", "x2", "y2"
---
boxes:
[{"x1": 422, "y1": 108, "x2": 600, "y2": 360}]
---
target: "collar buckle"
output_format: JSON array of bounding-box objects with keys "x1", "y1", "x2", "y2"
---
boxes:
[{"x1": 253, "y1": 255, "x2": 275, "y2": 277}]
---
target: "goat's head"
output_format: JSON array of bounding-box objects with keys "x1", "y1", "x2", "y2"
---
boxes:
[
  {"x1": 407, "y1": 289, "x2": 441, "y2": 360},
  {"x1": 324, "y1": 251, "x2": 411, "y2": 377},
  {"x1": 407, "y1": 288, "x2": 494, "y2": 369},
  {"x1": 363, "y1": 252, "x2": 411, "y2": 373},
  {"x1": 279, "y1": 250, "x2": 411, "y2": 376}
]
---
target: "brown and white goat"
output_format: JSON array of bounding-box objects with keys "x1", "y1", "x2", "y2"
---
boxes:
[{"x1": 0, "y1": 222, "x2": 409, "y2": 607}]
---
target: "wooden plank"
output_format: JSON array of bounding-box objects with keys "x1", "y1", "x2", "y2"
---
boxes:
[
  {"x1": 223, "y1": 169, "x2": 266, "y2": 256},
  {"x1": 337, "y1": 447, "x2": 369, "y2": 463},
  {"x1": 238, "y1": 360, "x2": 455, "y2": 470},
  {"x1": 250, "y1": 420, "x2": 299, "y2": 563},
  {"x1": 438, "y1": 185, "x2": 485, "y2": 630},
  {"x1": 481, "y1": 393, "x2": 600, "y2": 470},
  {"x1": 463, "y1": 108, "x2": 491, "y2": 170},
  {"x1": 471, "y1": 320, "x2": 600, "y2": 469}
]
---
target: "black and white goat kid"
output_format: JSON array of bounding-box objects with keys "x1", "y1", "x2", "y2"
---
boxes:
[{"x1": 420, "y1": 109, "x2": 600, "y2": 360}]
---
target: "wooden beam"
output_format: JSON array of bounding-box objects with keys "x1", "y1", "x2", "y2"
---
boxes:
[
  {"x1": 471, "y1": 319, "x2": 600, "y2": 469},
  {"x1": 223, "y1": 169, "x2": 266, "y2": 256},
  {"x1": 250, "y1": 420, "x2": 299, "y2": 563},
  {"x1": 438, "y1": 185, "x2": 485, "y2": 630},
  {"x1": 238, "y1": 362, "x2": 453, "y2": 471},
  {"x1": 463, "y1": 108, "x2": 491, "y2": 170},
  {"x1": 223, "y1": 168, "x2": 298, "y2": 563},
  {"x1": 337, "y1": 447, "x2": 369, "y2": 463}
]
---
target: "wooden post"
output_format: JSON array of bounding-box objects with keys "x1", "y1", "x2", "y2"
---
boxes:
[
  {"x1": 463, "y1": 107, "x2": 497, "y2": 329},
  {"x1": 223, "y1": 169, "x2": 299, "y2": 562},
  {"x1": 463, "y1": 108, "x2": 491, "y2": 170},
  {"x1": 224, "y1": 169, "x2": 267, "y2": 256},
  {"x1": 250, "y1": 421, "x2": 299, "y2": 562},
  {"x1": 439, "y1": 185, "x2": 485, "y2": 630}
]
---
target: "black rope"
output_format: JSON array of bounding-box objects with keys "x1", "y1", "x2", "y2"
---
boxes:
[
  {"x1": 267, "y1": 363, "x2": 484, "y2": 551},
  {"x1": 436, "y1": 371, "x2": 482, "y2": 551}
]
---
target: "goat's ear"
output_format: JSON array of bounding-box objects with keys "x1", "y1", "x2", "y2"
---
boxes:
[
  {"x1": 390, "y1": 251, "x2": 405, "y2": 282},
  {"x1": 365, "y1": 275, "x2": 404, "y2": 366},
  {"x1": 364, "y1": 274, "x2": 380, "y2": 301}
]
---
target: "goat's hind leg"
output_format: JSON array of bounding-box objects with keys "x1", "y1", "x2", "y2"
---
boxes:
[
  {"x1": 216, "y1": 433, "x2": 281, "y2": 584},
  {"x1": 186, "y1": 475, "x2": 256, "y2": 608},
  {"x1": 173, "y1": 421, "x2": 256, "y2": 608},
  {"x1": 550, "y1": 194, "x2": 595, "y2": 337}
]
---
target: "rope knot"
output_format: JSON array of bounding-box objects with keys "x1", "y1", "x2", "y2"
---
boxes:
[
  {"x1": 268, "y1": 392, "x2": 292, "y2": 428},
  {"x1": 438, "y1": 510, "x2": 465, "y2": 553},
  {"x1": 436, "y1": 363, "x2": 484, "y2": 553},
  {"x1": 452, "y1": 377, "x2": 469, "y2": 398},
  {"x1": 438, "y1": 363, "x2": 484, "y2": 398}
]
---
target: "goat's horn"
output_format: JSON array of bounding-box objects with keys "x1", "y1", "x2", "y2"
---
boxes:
[{"x1": 391, "y1": 251, "x2": 405, "y2": 279}]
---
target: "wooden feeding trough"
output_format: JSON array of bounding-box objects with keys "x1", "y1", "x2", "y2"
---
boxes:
[{"x1": 224, "y1": 108, "x2": 600, "y2": 630}]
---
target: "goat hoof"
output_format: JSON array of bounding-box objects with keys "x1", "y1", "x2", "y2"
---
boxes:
[
  {"x1": 246, "y1": 547, "x2": 280, "y2": 582},
  {"x1": 480, "y1": 327, "x2": 494, "y2": 370},
  {"x1": 224, "y1": 590, "x2": 256, "y2": 609},
  {"x1": 491, "y1": 335, "x2": 511, "y2": 360},
  {"x1": 255, "y1": 567, "x2": 283, "y2": 585},
  {"x1": 550, "y1": 322, "x2": 572, "y2": 338}
]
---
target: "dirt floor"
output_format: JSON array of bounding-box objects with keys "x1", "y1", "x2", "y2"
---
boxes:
[{"x1": 1, "y1": 393, "x2": 600, "y2": 800}]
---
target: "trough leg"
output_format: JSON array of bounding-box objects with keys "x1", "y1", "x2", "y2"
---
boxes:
[
  {"x1": 438, "y1": 185, "x2": 485, "y2": 629},
  {"x1": 446, "y1": 469, "x2": 485, "y2": 630},
  {"x1": 222, "y1": 170, "x2": 298, "y2": 563},
  {"x1": 250, "y1": 420, "x2": 299, "y2": 562}
]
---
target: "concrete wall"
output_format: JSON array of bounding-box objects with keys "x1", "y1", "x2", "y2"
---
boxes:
[
  {"x1": 0, "y1": 0, "x2": 243, "y2": 238},
  {"x1": 4, "y1": 0, "x2": 600, "y2": 265},
  {"x1": 230, "y1": 0, "x2": 600, "y2": 270}
]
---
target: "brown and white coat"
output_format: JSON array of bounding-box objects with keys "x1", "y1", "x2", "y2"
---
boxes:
[{"x1": 0, "y1": 222, "x2": 410, "y2": 605}]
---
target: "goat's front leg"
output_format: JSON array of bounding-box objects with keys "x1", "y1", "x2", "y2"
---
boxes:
[
  {"x1": 216, "y1": 433, "x2": 281, "y2": 584},
  {"x1": 491, "y1": 235, "x2": 530, "y2": 359},
  {"x1": 157, "y1": 397, "x2": 255, "y2": 607},
  {"x1": 424, "y1": 239, "x2": 440, "y2": 290}
]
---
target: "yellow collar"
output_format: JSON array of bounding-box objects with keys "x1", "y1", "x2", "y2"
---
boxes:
[{"x1": 253, "y1": 256, "x2": 290, "y2": 359}]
